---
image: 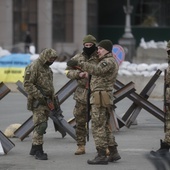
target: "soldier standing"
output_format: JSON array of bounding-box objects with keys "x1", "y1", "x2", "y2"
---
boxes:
[
  {"x1": 23, "y1": 48, "x2": 58, "y2": 160},
  {"x1": 65, "y1": 34, "x2": 98, "y2": 155},
  {"x1": 67, "y1": 39, "x2": 121, "y2": 165},
  {"x1": 24, "y1": 31, "x2": 32, "y2": 53},
  {"x1": 150, "y1": 41, "x2": 170, "y2": 155}
]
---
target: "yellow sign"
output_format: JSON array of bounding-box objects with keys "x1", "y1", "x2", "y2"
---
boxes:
[{"x1": 0, "y1": 67, "x2": 25, "y2": 83}]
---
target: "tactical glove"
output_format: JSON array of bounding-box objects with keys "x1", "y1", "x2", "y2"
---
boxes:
[
  {"x1": 67, "y1": 60, "x2": 78, "y2": 67},
  {"x1": 47, "y1": 99, "x2": 55, "y2": 110}
]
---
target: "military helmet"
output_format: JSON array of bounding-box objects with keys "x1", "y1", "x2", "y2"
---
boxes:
[{"x1": 83, "y1": 34, "x2": 97, "y2": 45}]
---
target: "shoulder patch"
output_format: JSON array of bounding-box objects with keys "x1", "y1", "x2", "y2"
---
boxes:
[
  {"x1": 24, "y1": 70, "x2": 31, "y2": 80},
  {"x1": 101, "y1": 62, "x2": 107, "y2": 68},
  {"x1": 26, "y1": 70, "x2": 31, "y2": 74}
]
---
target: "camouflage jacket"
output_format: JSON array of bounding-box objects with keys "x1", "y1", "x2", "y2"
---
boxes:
[
  {"x1": 78, "y1": 52, "x2": 119, "y2": 105},
  {"x1": 65, "y1": 51, "x2": 98, "y2": 104},
  {"x1": 24, "y1": 54, "x2": 55, "y2": 110},
  {"x1": 166, "y1": 64, "x2": 170, "y2": 86}
]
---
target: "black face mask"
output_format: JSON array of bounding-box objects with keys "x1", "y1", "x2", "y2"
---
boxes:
[
  {"x1": 83, "y1": 44, "x2": 97, "y2": 58},
  {"x1": 45, "y1": 61, "x2": 53, "y2": 66}
]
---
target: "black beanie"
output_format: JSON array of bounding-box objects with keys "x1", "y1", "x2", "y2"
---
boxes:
[{"x1": 98, "y1": 39, "x2": 113, "y2": 52}]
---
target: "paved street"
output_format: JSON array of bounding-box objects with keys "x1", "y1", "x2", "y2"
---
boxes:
[{"x1": 0, "y1": 74, "x2": 165, "y2": 170}]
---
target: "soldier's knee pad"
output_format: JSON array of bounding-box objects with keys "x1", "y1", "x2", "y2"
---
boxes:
[{"x1": 35, "y1": 122, "x2": 48, "y2": 135}]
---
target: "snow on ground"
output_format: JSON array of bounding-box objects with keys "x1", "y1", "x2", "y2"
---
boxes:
[
  {"x1": 139, "y1": 38, "x2": 168, "y2": 49},
  {"x1": 0, "y1": 47, "x2": 11, "y2": 57}
]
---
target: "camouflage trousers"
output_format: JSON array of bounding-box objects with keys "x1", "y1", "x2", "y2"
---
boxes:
[
  {"x1": 32, "y1": 106, "x2": 49, "y2": 145},
  {"x1": 73, "y1": 101, "x2": 87, "y2": 146},
  {"x1": 91, "y1": 104, "x2": 117, "y2": 150},
  {"x1": 164, "y1": 108, "x2": 170, "y2": 145},
  {"x1": 164, "y1": 88, "x2": 170, "y2": 144}
]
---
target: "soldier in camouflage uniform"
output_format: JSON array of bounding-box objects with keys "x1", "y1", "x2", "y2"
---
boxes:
[
  {"x1": 150, "y1": 40, "x2": 170, "y2": 156},
  {"x1": 67, "y1": 39, "x2": 121, "y2": 165},
  {"x1": 65, "y1": 35, "x2": 98, "y2": 155},
  {"x1": 24, "y1": 48, "x2": 58, "y2": 160}
]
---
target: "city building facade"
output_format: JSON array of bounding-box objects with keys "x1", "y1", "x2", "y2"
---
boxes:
[
  {"x1": 0, "y1": 0, "x2": 97, "y2": 55},
  {"x1": 0, "y1": 0, "x2": 170, "y2": 57}
]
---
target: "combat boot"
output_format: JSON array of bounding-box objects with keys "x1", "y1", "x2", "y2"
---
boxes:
[
  {"x1": 75, "y1": 145, "x2": 85, "y2": 155},
  {"x1": 35, "y1": 150, "x2": 48, "y2": 160},
  {"x1": 29, "y1": 144, "x2": 47, "y2": 157},
  {"x1": 150, "y1": 140, "x2": 170, "y2": 156},
  {"x1": 29, "y1": 144, "x2": 38, "y2": 156},
  {"x1": 87, "y1": 149, "x2": 108, "y2": 165},
  {"x1": 33, "y1": 145, "x2": 48, "y2": 160},
  {"x1": 107, "y1": 146, "x2": 121, "y2": 162}
]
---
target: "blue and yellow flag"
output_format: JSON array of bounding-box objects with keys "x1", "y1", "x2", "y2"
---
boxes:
[{"x1": 0, "y1": 54, "x2": 31, "y2": 82}]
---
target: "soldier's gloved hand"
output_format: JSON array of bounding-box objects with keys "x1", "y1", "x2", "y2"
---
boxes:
[
  {"x1": 47, "y1": 101, "x2": 55, "y2": 110},
  {"x1": 43, "y1": 96, "x2": 55, "y2": 110},
  {"x1": 67, "y1": 60, "x2": 78, "y2": 67}
]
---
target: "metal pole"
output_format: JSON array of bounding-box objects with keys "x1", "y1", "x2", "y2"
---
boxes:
[
  {"x1": 123, "y1": 0, "x2": 134, "y2": 38},
  {"x1": 118, "y1": 0, "x2": 136, "y2": 63}
]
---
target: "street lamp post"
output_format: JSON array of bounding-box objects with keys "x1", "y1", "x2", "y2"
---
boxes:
[{"x1": 119, "y1": 0, "x2": 136, "y2": 63}]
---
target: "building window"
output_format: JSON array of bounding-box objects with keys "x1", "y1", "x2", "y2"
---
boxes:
[
  {"x1": 13, "y1": 0, "x2": 37, "y2": 50},
  {"x1": 134, "y1": 0, "x2": 170, "y2": 27},
  {"x1": 87, "y1": 0, "x2": 98, "y2": 38},
  {"x1": 52, "y1": 0, "x2": 73, "y2": 43}
]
